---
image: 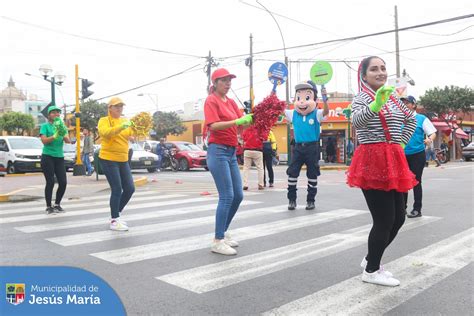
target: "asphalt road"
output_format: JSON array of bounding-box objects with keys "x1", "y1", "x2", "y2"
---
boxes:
[{"x1": 1, "y1": 163, "x2": 473, "y2": 315}]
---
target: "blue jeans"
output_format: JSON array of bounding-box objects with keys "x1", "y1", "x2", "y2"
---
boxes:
[
  {"x1": 207, "y1": 143, "x2": 244, "y2": 239},
  {"x1": 99, "y1": 158, "x2": 135, "y2": 219},
  {"x1": 82, "y1": 153, "x2": 93, "y2": 175}
]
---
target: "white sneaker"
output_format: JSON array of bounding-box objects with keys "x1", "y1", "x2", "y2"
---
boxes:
[
  {"x1": 224, "y1": 232, "x2": 239, "y2": 247},
  {"x1": 110, "y1": 217, "x2": 127, "y2": 226},
  {"x1": 110, "y1": 220, "x2": 129, "y2": 231},
  {"x1": 362, "y1": 270, "x2": 400, "y2": 287},
  {"x1": 211, "y1": 239, "x2": 237, "y2": 255},
  {"x1": 360, "y1": 257, "x2": 393, "y2": 278}
]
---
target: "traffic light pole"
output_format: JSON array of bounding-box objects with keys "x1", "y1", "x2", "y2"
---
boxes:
[{"x1": 73, "y1": 64, "x2": 86, "y2": 176}]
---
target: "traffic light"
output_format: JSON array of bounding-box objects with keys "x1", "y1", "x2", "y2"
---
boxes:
[{"x1": 81, "y1": 79, "x2": 94, "y2": 100}]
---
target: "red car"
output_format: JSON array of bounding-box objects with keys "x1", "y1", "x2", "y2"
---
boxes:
[{"x1": 165, "y1": 141, "x2": 208, "y2": 171}]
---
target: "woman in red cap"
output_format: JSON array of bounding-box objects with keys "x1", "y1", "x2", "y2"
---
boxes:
[
  {"x1": 347, "y1": 56, "x2": 417, "y2": 286},
  {"x1": 204, "y1": 68, "x2": 253, "y2": 255}
]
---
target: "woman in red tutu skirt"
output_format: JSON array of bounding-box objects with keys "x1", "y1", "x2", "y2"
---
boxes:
[{"x1": 347, "y1": 56, "x2": 418, "y2": 287}]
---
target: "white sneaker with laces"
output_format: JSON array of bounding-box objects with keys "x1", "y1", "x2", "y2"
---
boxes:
[
  {"x1": 360, "y1": 257, "x2": 393, "y2": 278},
  {"x1": 110, "y1": 220, "x2": 129, "y2": 231},
  {"x1": 211, "y1": 239, "x2": 237, "y2": 255},
  {"x1": 362, "y1": 270, "x2": 400, "y2": 287},
  {"x1": 224, "y1": 232, "x2": 239, "y2": 247}
]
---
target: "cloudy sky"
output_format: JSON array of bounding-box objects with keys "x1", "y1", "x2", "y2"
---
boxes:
[{"x1": 1, "y1": 0, "x2": 473, "y2": 116}]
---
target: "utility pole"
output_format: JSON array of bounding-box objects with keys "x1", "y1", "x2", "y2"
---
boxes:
[
  {"x1": 73, "y1": 64, "x2": 85, "y2": 176},
  {"x1": 206, "y1": 50, "x2": 212, "y2": 94},
  {"x1": 249, "y1": 34, "x2": 254, "y2": 110},
  {"x1": 395, "y1": 5, "x2": 401, "y2": 77}
]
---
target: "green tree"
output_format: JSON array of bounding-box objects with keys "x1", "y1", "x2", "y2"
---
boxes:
[
  {"x1": 419, "y1": 86, "x2": 474, "y2": 118},
  {"x1": 0, "y1": 112, "x2": 35, "y2": 135},
  {"x1": 74, "y1": 99, "x2": 108, "y2": 140},
  {"x1": 152, "y1": 111, "x2": 187, "y2": 139}
]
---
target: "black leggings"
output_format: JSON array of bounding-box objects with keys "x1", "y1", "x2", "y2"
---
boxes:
[
  {"x1": 362, "y1": 189, "x2": 406, "y2": 272},
  {"x1": 263, "y1": 150, "x2": 274, "y2": 185},
  {"x1": 404, "y1": 151, "x2": 426, "y2": 211},
  {"x1": 41, "y1": 154, "x2": 67, "y2": 207}
]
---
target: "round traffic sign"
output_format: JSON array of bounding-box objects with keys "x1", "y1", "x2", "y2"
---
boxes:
[
  {"x1": 310, "y1": 61, "x2": 333, "y2": 85},
  {"x1": 268, "y1": 62, "x2": 288, "y2": 86}
]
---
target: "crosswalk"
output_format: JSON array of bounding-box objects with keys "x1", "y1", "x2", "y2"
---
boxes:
[{"x1": 1, "y1": 188, "x2": 471, "y2": 314}]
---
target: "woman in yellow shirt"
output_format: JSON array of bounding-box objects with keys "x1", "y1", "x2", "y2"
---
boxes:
[
  {"x1": 98, "y1": 97, "x2": 135, "y2": 231},
  {"x1": 263, "y1": 130, "x2": 277, "y2": 187}
]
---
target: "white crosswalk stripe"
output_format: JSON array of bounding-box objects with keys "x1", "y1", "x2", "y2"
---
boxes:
[
  {"x1": 90, "y1": 208, "x2": 366, "y2": 264},
  {"x1": 156, "y1": 216, "x2": 441, "y2": 293},
  {"x1": 0, "y1": 195, "x2": 215, "y2": 224},
  {"x1": 263, "y1": 227, "x2": 473, "y2": 316}
]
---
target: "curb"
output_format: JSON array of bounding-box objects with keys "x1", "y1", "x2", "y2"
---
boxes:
[{"x1": 134, "y1": 176, "x2": 148, "y2": 187}]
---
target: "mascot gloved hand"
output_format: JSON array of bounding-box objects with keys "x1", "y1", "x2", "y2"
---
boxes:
[
  {"x1": 369, "y1": 85, "x2": 395, "y2": 113},
  {"x1": 294, "y1": 81, "x2": 318, "y2": 116}
]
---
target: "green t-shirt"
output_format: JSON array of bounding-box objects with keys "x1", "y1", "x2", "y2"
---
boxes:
[{"x1": 40, "y1": 122, "x2": 64, "y2": 158}]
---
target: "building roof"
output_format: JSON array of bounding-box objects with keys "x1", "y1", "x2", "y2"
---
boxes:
[{"x1": 0, "y1": 76, "x2": 26, "y2": 100}]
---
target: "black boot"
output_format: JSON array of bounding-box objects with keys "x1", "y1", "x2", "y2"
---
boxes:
[
  {"x1": 305, "y1": 201, "x2": 315, "y2": 210},
  {"x1": 288, "y1": 200, "x2": 296, "y2": 211}
]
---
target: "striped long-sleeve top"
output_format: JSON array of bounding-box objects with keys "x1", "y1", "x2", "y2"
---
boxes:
[{"x1": 351, "y1": 91, "x2": 416, "y2": 145}]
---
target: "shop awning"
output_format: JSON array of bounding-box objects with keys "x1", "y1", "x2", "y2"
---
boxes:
[{"x1": 432, "y1": 121, "x2": 469, "y2": 139}]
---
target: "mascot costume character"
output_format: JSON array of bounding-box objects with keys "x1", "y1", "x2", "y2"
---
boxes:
[{"x1": 284, "y1": 80, "x2": 329, "y2": 210}]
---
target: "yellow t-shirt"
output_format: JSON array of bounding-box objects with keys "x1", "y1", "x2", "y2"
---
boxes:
[
  {"x1": 268, "y1": 131, "x2": 277, "y2": 150},
  {"x1": 98, "y1": 115, "x2": 133, "y2": 162}
]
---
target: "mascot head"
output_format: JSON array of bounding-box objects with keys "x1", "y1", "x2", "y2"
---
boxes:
[{"x1": 294, "y1": 80, "x2": 318, "y2": 116}]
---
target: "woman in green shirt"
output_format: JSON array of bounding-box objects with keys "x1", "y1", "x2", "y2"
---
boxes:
[{"x1": 39, "y1": 105, "x2": 70, "y2": 214}]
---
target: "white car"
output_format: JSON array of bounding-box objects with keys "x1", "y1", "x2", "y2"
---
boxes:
[
  {"x1": 0, "y1": 136, "x2": 43, "y2": 174},
  {"x1": 129, "y1": 143, "x2": 159, "y2": 172}
]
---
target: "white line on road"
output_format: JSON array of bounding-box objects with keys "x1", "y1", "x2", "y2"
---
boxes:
[
  {"x1": 15, "y1": 200, "x2": 260, "y2": 233},
  {"x1": 0, "y1": 195, "x2": 213, "y2": 224},
  {"x1": 263, "y1": 227, "x2": 472, "y2": 316},
  {"x1": 91, "y1": 208, "x2": 366, "y2": 265},
  {"x1": 156, "y1": 216, "x2": 440, "y2": 293},
  {"x1": 0, "y1": 191, "x2": 182, "y2": 215},
  {"x1": 47, "y1": 205, "x2": 287, "y2": 246}
]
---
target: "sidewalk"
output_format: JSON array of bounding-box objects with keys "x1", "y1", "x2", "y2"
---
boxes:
[{"x1": 0, "y1": 173, "x2": 147, "y2": 202}]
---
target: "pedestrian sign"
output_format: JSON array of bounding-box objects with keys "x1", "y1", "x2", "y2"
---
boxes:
[
  {"x1": 268, "y1": 62, "x2": 288, "y2": 92},
  {"x1": 310, "y1": 61, "x2": 333, "y2": 85}
]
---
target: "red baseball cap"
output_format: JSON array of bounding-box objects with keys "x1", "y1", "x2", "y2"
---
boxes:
[{"x1": 211, "y1": 68, "x2": 236, "y2": 82}]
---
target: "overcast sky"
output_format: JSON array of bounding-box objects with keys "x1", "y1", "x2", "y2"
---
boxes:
[{"x1": 1, "y1": 0, "x2": 473, "y2": 116}]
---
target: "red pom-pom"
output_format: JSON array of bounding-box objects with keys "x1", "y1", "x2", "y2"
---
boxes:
[{"x1": 252, "y1": 94, "x2": 286, "y2": 141}]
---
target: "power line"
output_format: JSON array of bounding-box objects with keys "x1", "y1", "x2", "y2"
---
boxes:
[
  {"x1": 1, "y1": 16, "x2": 206, "y2": 59},
  {"x1": 219, "y1": 14, "x2": 474, "y2": 59},
  {"x1": 410, "y1": 24, "x2": 474, "y2": 36},
  {"x1": 95, "y1": 63, "x2": 204, "y2": 101}
]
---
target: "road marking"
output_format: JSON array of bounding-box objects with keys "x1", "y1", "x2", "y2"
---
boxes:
[
  {"x1": 47, "y1": 205, "x2": 286, "y2": 246},
  {"x1": 156, "y1": 216, "x2": 440, "y2": 293},
  {"x1": 91, "y1": 208, "x2": 366, "y2": 264},
  {"x1": 0, "y1": 192, "x2": 183, "y2": 215},
  {"x1": 0, "y1": 196, "x2": 215, "y2": 224},
  {"x1": 0, "y1": 191, "x2": 161, "y2": 214},
  {"x1": 263, "y1": 227, "x2": 473, "y2": 316},
  {"x1": 15, "y1": 200, "x2": 260, "y2": 233}
]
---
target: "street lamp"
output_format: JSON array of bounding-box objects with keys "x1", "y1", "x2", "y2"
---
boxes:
[
  {"x1": 255, "y1": 0, "x2": 291, "y2": 162},
  {"x1": 37, "y1": 64, "x2": 66, "y2": 106},
  {"x1": 137, "y1": 93, "x2": 159, "y2": 112}
]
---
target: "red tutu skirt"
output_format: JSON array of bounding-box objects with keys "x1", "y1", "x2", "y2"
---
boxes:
[{"x1": 346, "y1": 143, "x2": 418, "y2": 192}]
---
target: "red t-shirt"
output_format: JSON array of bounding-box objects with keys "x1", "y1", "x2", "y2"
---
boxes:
[
  {"x1": 242, "y1": 126, "x2": 263, "y2": 150},
  {"x1": 204, "y1": 93, "x2": 242, "y2": 147}
]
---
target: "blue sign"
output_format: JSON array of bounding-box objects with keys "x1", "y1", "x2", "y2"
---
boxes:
[
  {"x1": 268, "y1": 62, "x2": 288, "y2": 92},
  {"x1": 0, "y1": 266, "x2": 126, "y2": 316}
]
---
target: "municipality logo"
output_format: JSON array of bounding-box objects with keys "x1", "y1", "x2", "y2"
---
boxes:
[{"x1": 6, "y1": 283, "x2": 25, "y2": 305}]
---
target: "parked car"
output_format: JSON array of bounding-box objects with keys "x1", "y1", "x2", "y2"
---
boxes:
[
  {"x1": 138, "y1": 140, "x2": 159, "y2": 153},
  {"x1": 0, "y1": 136, "x2": 43, "y2": 174},
  {"x1": 63, "y1": 143, "x2": 76, "y2": 171},
  {"x1": 129, "y1": 143, "x2": 159, "y2": 173},
  {"x1": 165, "y1": 141, "x2": 207, "y2": 171},
  {"x1": 462, "y1": 142, "x2": 474, "y2": 161},
  {"x1": 0, "y1": 163, "x2": 6, "y2": 176}
]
